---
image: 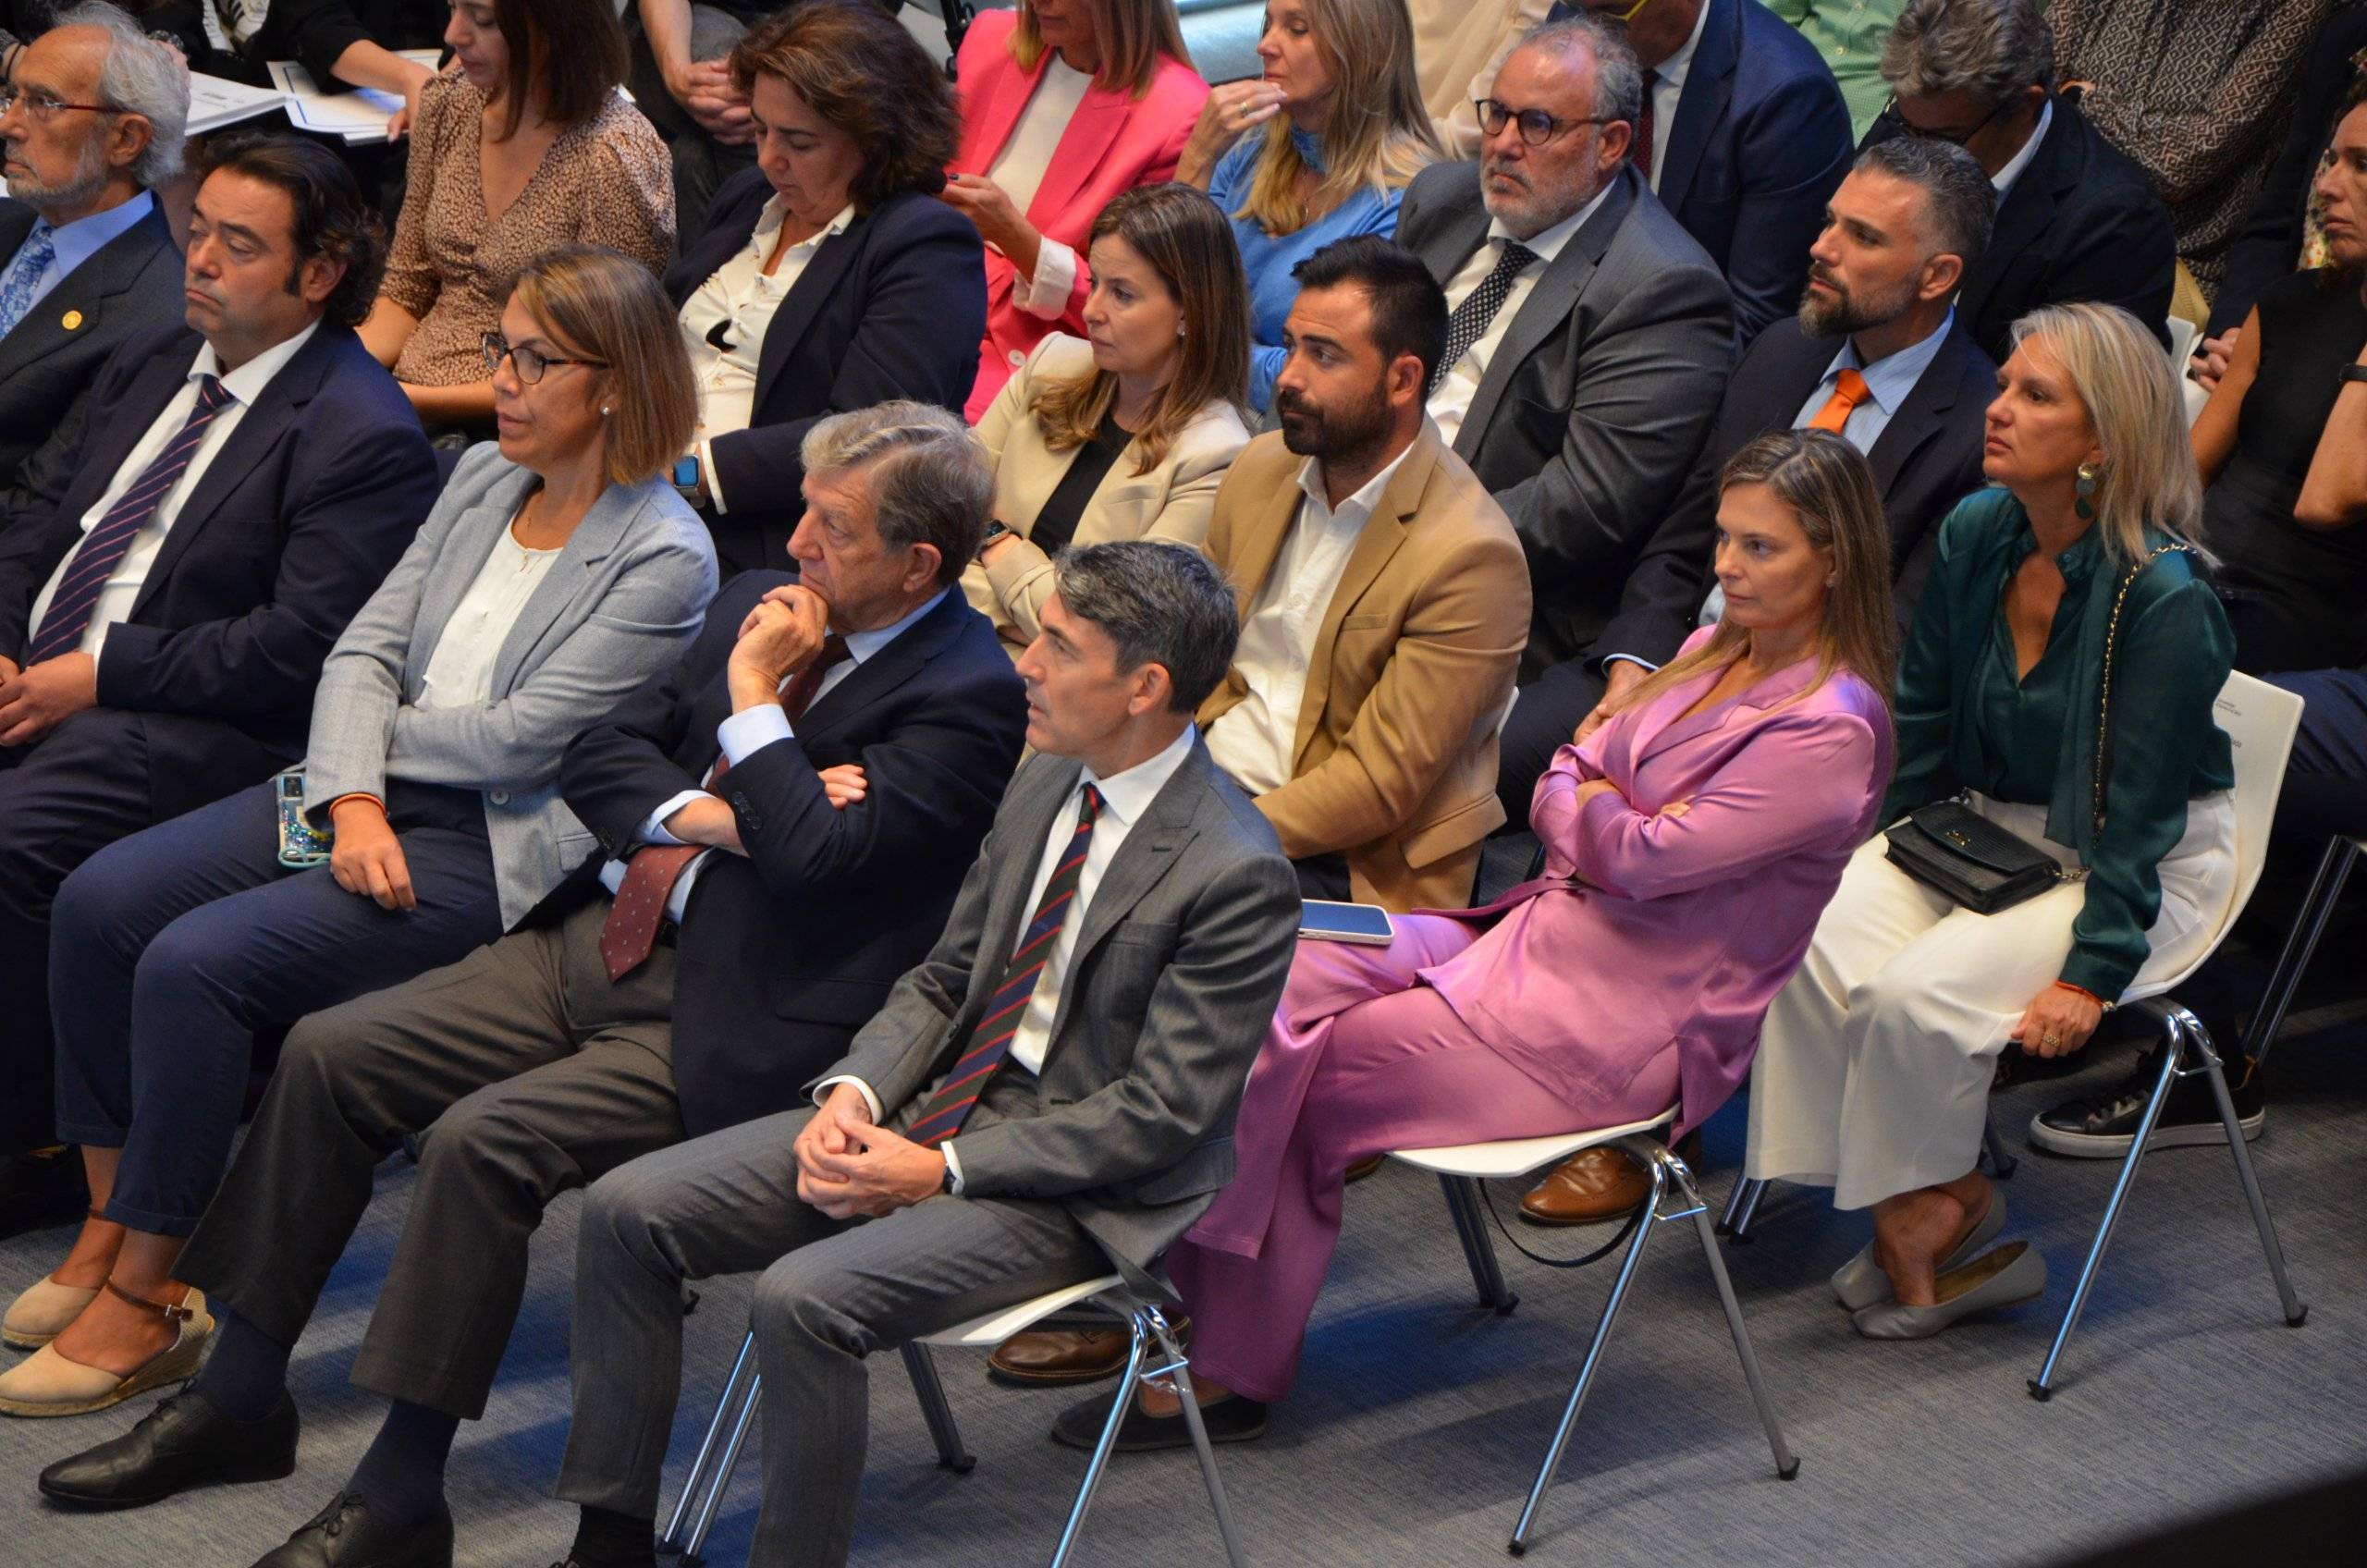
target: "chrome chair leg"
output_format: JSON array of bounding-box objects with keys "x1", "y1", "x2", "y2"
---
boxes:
[
  {"x1": 659, "y1": 1331, "x2": 757, "y2": 1560},
  {"x1": 681, "y1": 1368, "x2": 764, "y2": 1565},
  {"x1": 1438, "y1": 1172, "x2": 1519, "y2": 1314},
  {"x1": 1659, "y1": 1142, "x2": 1797, "y2": 1482},
  {"x1": 1048, "y1": 1308, "x2": 1153, "y2": 1568},
  {"x1": 1507, "y1": 1152, "x2": 1666, "y2": 1556},
  {"x1": 2193, "y1": 1022, "x2": 2306, "y2": 1328},
  {"x1": 2242, "y1": 837, "x2": 2358, "y2": 1072},
  {"x1": 1718, "y1": 1175, "x2": 1766, "y2": 1242},
  {"x1": 901, "y1": 1342, "x2": 976, "y2": 1473},
  {"x1": 1148, "y1": 1303, "x2": 1250, "y2": 1568}
]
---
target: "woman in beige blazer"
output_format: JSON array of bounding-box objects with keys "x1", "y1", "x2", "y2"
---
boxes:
[{"x1": 964, "y1": 183, "x2": 1253, "y2": 658}]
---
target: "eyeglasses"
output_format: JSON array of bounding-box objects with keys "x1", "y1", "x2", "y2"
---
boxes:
[
  {"x1": 1876, "y1": 93, "x2": 2014, "y2": 149},
  {"x1": 1474, "y1": 99, "x2": 1616, "y2": 148},
  {"x1": 0, "y1": 86, "x2": 119, "y2": 122},
  {"x1": 481, "y1": 331, "x2": 609, "y2": 385}
]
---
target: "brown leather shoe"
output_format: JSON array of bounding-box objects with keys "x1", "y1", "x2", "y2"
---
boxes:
[
  {"x1": 1343, "y1": 1155, "x2": 1384, "y2": 1183},
  {"x1": 987, "y1": 1328, "x2": 1133, "y2": 1387},
  {"x1": 1518, "y1": 1134, "x2": 1702, "y2": 1227}
]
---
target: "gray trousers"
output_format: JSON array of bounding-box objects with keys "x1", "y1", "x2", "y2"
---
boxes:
[
  {"x1": 554, "y1": 1072, "x2": 1105, "y2": 1568},
  {"x1": 177, "y1": 899, "x2": 688, "y2": 1419}
]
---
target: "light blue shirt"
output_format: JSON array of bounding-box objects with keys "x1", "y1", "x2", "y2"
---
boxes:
[
  {"x1": 1790, "y1": 307, "x2": 1956, "y2": 452},
  {"x1": 1211, "y1": 128, "x2": 1406, "y2": 413},
  {"x1": 595, "y1": 589, "x2": 948, "y2": 925},
  {"x1": 1, "y1": 190, "x2": 154, "y2": 324}
]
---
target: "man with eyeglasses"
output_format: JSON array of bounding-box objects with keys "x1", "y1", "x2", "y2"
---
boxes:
[
  {"x1": 0, "y1": 4, "x2": 185, "y2": 520},
  {"x1": 1548, "y1": 0, "x2": 1854, "y2": 347},
  {"x1": 1393, "y1": 13, "x2": 1730, "y2": 704},
  {"x1": 1863, "y1": 0, "x2": 2173, "y2": 364}
]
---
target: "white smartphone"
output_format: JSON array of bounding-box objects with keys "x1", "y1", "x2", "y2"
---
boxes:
[{"x1": 1299, "y1": 899, "x2": 1395, "y2": 946}]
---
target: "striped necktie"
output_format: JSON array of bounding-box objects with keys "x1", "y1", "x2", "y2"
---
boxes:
[
  {"x1": 0, "y1": 224, "x2": 56, "y2": 340},
  {"x1": 908, "y1": 783, "x2": 1103, "y2": 1147},
  {"x1": 29, "y1": 375, "x2": 236, "y2": 664}
]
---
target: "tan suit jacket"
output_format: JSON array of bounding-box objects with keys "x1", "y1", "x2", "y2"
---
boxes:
[
  {"x1": 1197, "y1": 423, "x2": 1530, "y2": 912},
  {"x1": 963, "y1": 333, "x2": 1253, "y2": 658}
]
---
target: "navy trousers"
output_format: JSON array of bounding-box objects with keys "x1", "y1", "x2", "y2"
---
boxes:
[{"x1": 50, "y1": 778, "x2": 503, "y2": 1236}]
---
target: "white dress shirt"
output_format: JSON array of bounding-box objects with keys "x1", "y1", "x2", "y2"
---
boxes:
[
  {"x1": 1646, "y1": 0, "x2": 1711, "y2": 192},
  {"x1": 995, "y1": 55, "x2": 1095, "y2": 325},
  {"x1": 596, "y1": 590, "x2": 948, "y2": 925},
  {"x1": 1991, "y1": 99, "x2": 2053, "y2": 202},
  {"x1": 1202, "y1": 438, "x2": 1418, "y2": 793},
  {"x1": 1427, "y1": 190, "x2": 1605, "y2": 447},
  {"x1": 416, "y1": 519, "x2": 563, "y2": 709},
  {"x1": 679, "y1": 199, "x2": 854, "y2": 514},
  {"x1": 0, "y1": 190, "x2": 153, "y2": 326},
  {"x1": 24, "y1": 318, "x2": 321, "y2": 663},
  {"x1": 818, "y1": 721, "x2": 1199, "y2": 1192}
]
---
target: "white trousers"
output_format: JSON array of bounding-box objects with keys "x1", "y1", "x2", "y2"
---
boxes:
[{"x1": 1745, "y1": 792, "x2": 2237, "y2": 1211}]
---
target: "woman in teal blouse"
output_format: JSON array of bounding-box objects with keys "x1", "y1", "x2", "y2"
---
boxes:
[
  {"x1": 1172, "y1": 0, "x2": 1440, "y2": 411},
  {"x1": 1745, "y1": 302, "x2": 2240, "y2": 1340}
]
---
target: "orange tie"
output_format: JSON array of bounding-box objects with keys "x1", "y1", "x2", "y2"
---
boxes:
[{"x1": 1808, "y1": 367, "x2": 1871, "y2": 434}]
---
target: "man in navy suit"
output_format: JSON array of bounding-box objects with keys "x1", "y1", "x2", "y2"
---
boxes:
[
  {"x1": 1556, "y1": 0, "x2": 1855, "y2": 345},
  {"x1": 35, "y1": 406, "x2": 1029, "y2": 1559},
  {"x1": 0, "y1": 134, "x2": 435, "y2": 1165}
]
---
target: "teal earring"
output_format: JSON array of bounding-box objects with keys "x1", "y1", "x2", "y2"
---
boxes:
[{"x1": 2074, "y1": 461, "x2": 2102, "y2": 521}]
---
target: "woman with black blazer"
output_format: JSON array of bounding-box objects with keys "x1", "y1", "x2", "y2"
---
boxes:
[{"x1": 666, "y1": 0, "x2": 988, "y2": 574}]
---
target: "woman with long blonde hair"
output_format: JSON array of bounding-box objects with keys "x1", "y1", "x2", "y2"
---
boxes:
[
  {"x1": 1745, "y1": 301, "x2": 2241, "y2": 1341},
  {"x1": 1048, "y1": 426, "x2": 1898, "y2": 1447},
  {"x1": 1174, "y1": 0, "x2": 1441, "y2": 410}
]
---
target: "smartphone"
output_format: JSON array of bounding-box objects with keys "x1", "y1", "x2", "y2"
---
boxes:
[
  {"x1": 275, "y1": 767, "x2": 334, "y2": 868},
  {"x1": 1299, "y1": 899, "x2": 1394, "y2": 946}
]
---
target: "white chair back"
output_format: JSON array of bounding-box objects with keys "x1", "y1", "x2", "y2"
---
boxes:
[
  {"x1": 2165, "y1": 316, "x2": 2198, "y2": 371},
  {"x1": 2147, "y1": 670, "x2": 2304, "y2": 995}
]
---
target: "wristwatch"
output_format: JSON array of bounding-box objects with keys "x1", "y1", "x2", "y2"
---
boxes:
[
  {"x1": 938, "y1": 1158, "x2": 958, "y2": 1195},
  {"x1": 976, "y1": 521, "x2": 1013, "y2": 558}
]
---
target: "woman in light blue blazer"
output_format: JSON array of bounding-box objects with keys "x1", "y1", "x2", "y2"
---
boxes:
[{"x1": 0, "y1": 248, "x2": 718, "y2": 1419}]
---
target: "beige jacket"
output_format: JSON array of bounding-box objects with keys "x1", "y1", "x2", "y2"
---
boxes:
[
  {"x1": 1196, "y1": 423, "x2": 1530, "y2": 913},
  {"x1": 963, "y1": 334, "x2": 1252, "y2": 659}
]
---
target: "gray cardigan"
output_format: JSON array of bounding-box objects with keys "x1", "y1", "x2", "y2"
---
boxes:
[{"x1": 301, "y1": 443, "x2": 718, "y2": 927}]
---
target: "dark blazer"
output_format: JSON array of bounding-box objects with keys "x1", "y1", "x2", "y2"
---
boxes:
[
  {"x1": 559, "y1": 571, "x2": 1027, "y2": 1137},
  {"x1": 0, "y1": 320, "x2": 436, "y2": 803},
  {"x1": 1637, "y1": 0, "x2": 1853, "y2": 347},
  {"x1": 1600, "y1": 312, "x2": 1998, "y2": 670},
  {"x1": 1869, "y1": 93, "x2": 2176, "y2": 364},
  {"x1": 816, "y1": 737, "x2": 1300, "y2": 1292},
  {"x1": 1397, "y1": 161, "x2": 1734, "y2": 677},
  {"x1": 0, "y1": 196, "x2": 184, "y2": 517},
  {"x1": 664, "y1": 175, "x2": 988, "y2": 574},
  {"x1": 2209, "y1": 8, "x2": 2367, "y2": 336}
]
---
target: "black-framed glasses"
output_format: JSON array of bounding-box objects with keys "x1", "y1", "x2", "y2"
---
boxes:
[
  {"x1": 1876, "y1": 92, "x2": 2014, "y2": 149},
  {"x1": 1473, "y1": 98, "x2": 1616, "y2": 148},
  {"x1": 0, "y1": 85, "x2": 119, "y2": 121},
  {"x1": 481, "y1": 331, "x2": 608, "y2": 385}
]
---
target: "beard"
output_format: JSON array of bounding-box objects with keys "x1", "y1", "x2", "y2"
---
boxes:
[
  {"x1": 1798, "y1": 263, "x2": 1922, "y2": 339},
  {"x1": 4, "y1": 134, "x2": 110, "y2": 211},
  {"x1": 1275, "y1": 380, "x2": 1392, "y2": 465}
]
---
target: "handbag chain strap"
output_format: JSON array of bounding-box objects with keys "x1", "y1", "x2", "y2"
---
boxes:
[{"x1": 2090, "y1": 544, "x2": 2190, "y2": 848}]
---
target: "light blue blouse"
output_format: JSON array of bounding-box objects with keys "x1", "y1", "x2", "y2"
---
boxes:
[{"x1": 1208, "y1": 128, "x2": 1407, "y2": 412}]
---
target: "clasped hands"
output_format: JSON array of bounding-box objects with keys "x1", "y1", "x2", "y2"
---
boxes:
[
  {"x1": 668, "y1": 55, "x2": 754, "y2": 144},
  {"x1": 0, "y1": 652, "x2": 96, "y2": 746},
  {"x1": 793, "y1": 1082, "x2": 947, "y2": 1220}
]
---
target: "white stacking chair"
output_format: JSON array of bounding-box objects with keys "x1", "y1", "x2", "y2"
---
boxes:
[
  {"x1": 1391, "y1": 1109, "x2": 1798, "y2": 1557},
  {"x1": 658, "y1": 1275, "x2": 1247, "y2": 1567}
]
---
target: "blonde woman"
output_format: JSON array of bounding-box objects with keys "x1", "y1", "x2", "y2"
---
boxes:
[
  {"x1": 1745, "y1": 302, "x2": 2240, "y2": 1340},
  {"x1": 1174, "y1": 0, "x2": 1441, "y2": 410},
  {"x1": 964, "y1": 184, "x2": 1253, "y2": 657}
]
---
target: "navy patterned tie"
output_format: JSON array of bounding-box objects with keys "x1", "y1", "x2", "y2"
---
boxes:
[
  {"x1": 1431, "y1": 241, "x2": 1539, "y2": 396},
  {"x1": 29, "y1": 375, "x2": 236, "y2": 664}
]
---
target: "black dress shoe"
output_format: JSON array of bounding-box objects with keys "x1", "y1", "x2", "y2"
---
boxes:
[
  {"x1": 251, "y1": 1492, "x2": 454, "y2": 1568},
  {"x1": 38, "y1": 1388, "x2": 299, "y2": 1508},
  {"x1": 1049, "y1": 1387, "x2": 1266, "y2": 1452},
  {"x1": 2031, "y1": 1053, "x2": 2266, "y2": 1158}
]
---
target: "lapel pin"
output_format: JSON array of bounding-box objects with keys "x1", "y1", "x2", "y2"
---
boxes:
[{"x1": 60, "y1": 310, "x2": 83, "y2": 331}]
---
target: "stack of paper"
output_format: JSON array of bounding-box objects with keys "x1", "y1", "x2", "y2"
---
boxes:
[
  {"x1": 186, "y1": 72, "x2": 288, "y2": 137},
  {"x1": 266, "y1": 49, "x2": 443, "y2": 145}
]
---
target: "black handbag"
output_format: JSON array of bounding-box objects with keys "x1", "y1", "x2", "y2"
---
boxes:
[{"x1": 1883, "y1": 544, "x2": 2189, "y2": 914}]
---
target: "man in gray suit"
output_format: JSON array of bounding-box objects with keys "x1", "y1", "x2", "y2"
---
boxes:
[
  {"x1": 544, "y1": 539, "x2": 1302, "y2": 1568},
  {"x1": 1394, "y1": 15, "x2": 1732, "y2": 773}
]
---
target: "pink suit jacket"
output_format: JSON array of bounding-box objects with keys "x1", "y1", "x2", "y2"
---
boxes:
[
  {"x1": 952, "y1": 9, "x2": 1208, "y2": 420},
  {"x1": 1423, "y1": 631, "x2": 1894, "y2": 1135}
]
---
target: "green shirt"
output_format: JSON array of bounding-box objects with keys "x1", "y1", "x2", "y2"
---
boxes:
[
  {"x1": 1884, "y1": 489, "x2": 2235, "y2": 998},
  {"x1": 1767, "y1": 0, "x2": 1909, "y2": 141}
]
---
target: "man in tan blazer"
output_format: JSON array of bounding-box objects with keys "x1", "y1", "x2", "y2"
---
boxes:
[{"x1": 1196, "y1": 239, "x2": 1529, "y2": 915}]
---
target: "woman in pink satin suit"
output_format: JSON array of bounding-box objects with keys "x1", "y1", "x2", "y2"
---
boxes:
[{"x1": 1051, "y1": 429, "x2": 1902, "y2": 1450}]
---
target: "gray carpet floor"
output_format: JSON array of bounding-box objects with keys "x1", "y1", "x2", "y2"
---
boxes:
[{"x1": 6, "y1": 896, "x2": 2363, "y2": 1566}]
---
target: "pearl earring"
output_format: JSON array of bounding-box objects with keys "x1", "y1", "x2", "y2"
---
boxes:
[{"x1": 600, "y1": 405, "x2": 613, "y2": 416}]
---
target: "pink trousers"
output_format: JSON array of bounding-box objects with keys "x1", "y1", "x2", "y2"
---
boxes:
[{"x1": 1171, "y1": 915, "x2": 1680, "y2": 1402}]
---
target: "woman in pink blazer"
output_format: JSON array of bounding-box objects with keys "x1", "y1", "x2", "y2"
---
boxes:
[
  {"x1": 943, "y1": 0, "x2": 1209, "y2": 420},
  {"x1": 1050, "y1": 431, "x2": 1901, "y2": 1449}
]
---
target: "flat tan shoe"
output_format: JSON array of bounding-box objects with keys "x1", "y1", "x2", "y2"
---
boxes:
[
  {"x1": 0, "y1": 1285, "x2": 210, "y2": 1418},
  {"x1": 3, "y1": 1276, "x2": 101, "y2": 1351}
]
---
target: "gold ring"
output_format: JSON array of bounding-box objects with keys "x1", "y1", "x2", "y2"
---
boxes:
[{"x1": 2042, "y1": 1032, "x2": 2061, "y2": 1047}]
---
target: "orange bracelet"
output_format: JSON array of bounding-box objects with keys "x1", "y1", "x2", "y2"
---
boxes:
[
  {"x1": 326, "y1": 791, "x2": 386, "y2": 816},
  {"x1": 2053, "y1": 979, "x2": 2112, "y2": 1011}
]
